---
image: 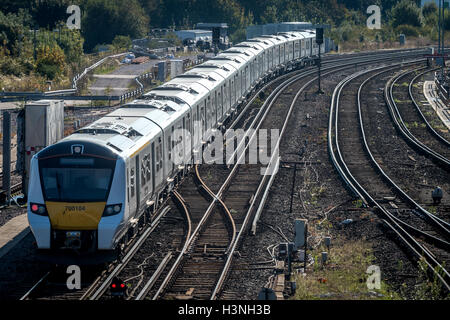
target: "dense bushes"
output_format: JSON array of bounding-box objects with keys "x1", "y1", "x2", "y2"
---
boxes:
[
  {"x1": 36, "y1": 45, "x2": 66, "y2": 79},
  {"x1": 395, "y1": 24, "x2": 420, "y2": 37}
]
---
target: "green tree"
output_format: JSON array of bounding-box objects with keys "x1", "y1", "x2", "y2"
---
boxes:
[
  {"x1": 112, "y1": 35, "x2": 132, "y2": 51},
  {"x1": 261, "y1": 6, "x2": 278, "y2": 24},
  {"x1": 36, "y1": 44, "x2": 66, "y2": 79},
  {"x1": 32, "y1": 0, "x2": 73, "y2": 29},
  {"x1": 82, "y1": 0, "x2": 149, "y2": 51},
  {"x1": 422, "y1": 2, "x2": 438, "y2": 17},
  {"x1": 391, "y1": 0, "x2": 422, "y2": 28},
  {"x1": 0, "y1": 9, "x2": 32, "y2": 56}
]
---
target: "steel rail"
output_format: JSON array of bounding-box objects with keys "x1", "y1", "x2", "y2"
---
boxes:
[
  {"x1": 359, "y1": 70, "x2": 450, "y2": 246},
  {"x1": 328, "y1": 61, "x2": 450, "y2": 292},
  {"x1": 211, "y1": 62, "x2": 343, "y2": 300},
  {"x1": 81, "y1": 205, "x2": 171, "y2": 300},
  {"x1": 133, "y1": 190, "x2": 191, "y2": 300},
  {"x1": 409, "y1": 69, "x2": 450, "y2": 147},
  {"x1": 387, "y1": 69, "x2": 450, "y2": 171},
  {"x1": 193, "y1": 164, "x2": 237, "y2": 255},
  {"x1": 386, "y1": 69, "x2": 450, "y2": 235},
  {"x1": 210, "y1": 57, "x2": 429, "y2": 299},
  {"x1": 211, "y1": 56, "x2": 439, "y2": 300},
  {"x1": 19, "y1": 271, "x2": 52, "y2": 300}
]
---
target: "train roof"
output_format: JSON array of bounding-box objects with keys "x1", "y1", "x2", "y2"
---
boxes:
[
  {"x1": 175, "y1": 72, "x2": 222, "y2": 91},
  {"x1": 62, "y1": 97, "x2": 191, "y2": 156}
]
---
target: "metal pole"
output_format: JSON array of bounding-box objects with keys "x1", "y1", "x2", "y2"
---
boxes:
[
  {"x1": 317, "y1": 43, "x2": 323, "y2": 94},
  {"x1": 439, "y1": 0, "x2": 442, "y2": 55},
  {"x1": 2, "y1": 111, "x2": 11, "y2": 205},
  {"x1": 443, "y1": 0, "x2": 446, "y2": 77},
  {"x1": 443, "y1": 0, "x2": 446, "y2": 61}
]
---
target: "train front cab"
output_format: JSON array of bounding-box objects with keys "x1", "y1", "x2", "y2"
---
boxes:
[{"x1": 27, "y1": 140, "x2": 125, "y2": 264}]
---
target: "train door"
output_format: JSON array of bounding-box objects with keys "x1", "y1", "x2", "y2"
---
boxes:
[
  {"x1": 289, "y1": 41, "x2": 294, "y2": 61},
  {"x1": 154, "y1": 136, "x2": 163, "y2": 189},
  {"x1": 151, "y1": 142, "x2": 156, "y2": 194},
  {"x1": 135, "y1": 155, "x2": 140, "y2": 212},
  {"x1": 202, "y1": 100, "x2": 206, "y2": 136},
  {"x1": 185, "y1": 112, "x2": 191, "y2": 161},
  {"x1": 236, "y1": 73, "x2": 239, "y2": 99},
  {"x1": 274, "y1": 46, "x2": 278, "y2": 66},
  {"x1": 182, "y1": 116, "x2": 186, "y2": 165},
  {"x1": 217, "y1": 86, "x2": 224, "y2": 118},
  {"x1": 228, "y1": 79, "x2": 231, "y2": 111},
  {"x1": 212, "y1": 90, "x2": 217, "y2": 123},
  {"x1": 231, "y1": 77, "x2": 235, "y2": 108},
  {"x1": 246, "y1": 65, "x2": 250, "y2": 90},
  {"x1": 128, "y1": 158, "x2": 137, "y2": 217},
  {"x1": 222, "y1": 81, "x2": 228, "y2": 113},
  {"x1": 269, "y1": 48, "x2": 273, "y2": 69},
  {"x1": 207, "y1": 95, "x2": 212, "y2": 130},
  {"x1": 141, "y1": 148, "x2": 152, "y2": 199},
  {"x1": 193, "y1": 104, "x2": 198, "y2": 149},
  {"x1": 167, "y1": 128, "x2": 172, "y2": 176}
]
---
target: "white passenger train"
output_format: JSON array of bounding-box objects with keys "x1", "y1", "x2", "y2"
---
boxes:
[{"x1": 27, "y1": 30, "x2": 325, "y2": 263}]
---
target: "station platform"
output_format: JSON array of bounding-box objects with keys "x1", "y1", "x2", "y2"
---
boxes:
[
  {"x1": 423, "y1": 80, "x2": 450, "y2": 130},
  {"x1": 0, "y1": 213, "x2": 30, "y2": 260}
]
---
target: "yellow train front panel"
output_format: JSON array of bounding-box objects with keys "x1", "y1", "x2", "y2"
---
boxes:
[{"x1": 46, "y1": 202, "x2": 106, "y2": 230}]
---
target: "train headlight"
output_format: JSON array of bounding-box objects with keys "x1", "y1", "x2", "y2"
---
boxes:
[
  {"x1": 30, "y1": 203, "x2": 48, "y2": 216},
  {"x1": 103, "y1": 204, "x2": 122, "y2": 217}
]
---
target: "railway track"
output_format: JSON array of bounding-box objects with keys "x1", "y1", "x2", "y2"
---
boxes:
[
  {"x1": 140, "y1": 53, "x2": 435, "y2": 300},
  {"x1": 328, "y1": 60, "x2": 450, "y2": 293},
  {"x1": 387, "y1": 68, "x2": 450, "y2": 171},
  {"x1": 16, "y1": 48, "x2": 439, "y2": 300},
  {"x1": 19, "y1": 202, "x2": 178, "y2": 300},
  {"x1": 408, "y1": 69, "x2": 450, "y2": 147}
]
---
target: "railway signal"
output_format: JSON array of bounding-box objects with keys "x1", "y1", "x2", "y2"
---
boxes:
[
  {"x1": 110, "y1": 277, "x2": 127, "y2": 298},
  {"x1": 316, "y1": 27, "x2": 324, "y2": 94}
]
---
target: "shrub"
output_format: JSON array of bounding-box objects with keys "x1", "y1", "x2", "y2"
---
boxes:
[
  {"x1": 36, "y1": 44, "x2": 66, "y2": 79},
  {"x1": 422, "y1": 2, "x2": 438, "y2": 18},
  {"x1": 0, "y1": 56, "x2": 25, "y2": 76},
  {"x1": 391, "y1": 0, "x2": 422, "y2": 28},
  {"x1": 395, "y1": 24, "x2": 420, "y2": 37},
  {"x1": 112, "y1": 35, "x2": 132, "y2": 51}
]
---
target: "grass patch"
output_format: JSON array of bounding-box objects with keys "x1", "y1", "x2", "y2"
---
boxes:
[
  {"x1": 292, "y1": 238, "x2": 400, "y2": 300},
  {"x1": 93, "y1": 60, "x2": 120, "y2": 75},
  {"x1": 352, "y1": 199, "x2": 364, "y2": 208},
  {"x1": 310, "y1": 186, "x2": 326, "y2": 205}
]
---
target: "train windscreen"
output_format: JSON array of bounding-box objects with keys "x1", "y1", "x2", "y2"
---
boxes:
[{"x1": 39, "y1": 157, "x2": 116, "y2": 202}]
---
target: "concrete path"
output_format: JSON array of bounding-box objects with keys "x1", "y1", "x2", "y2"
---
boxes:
[
  {"x1": 423, "y1": 81, "x2": 450, "y2": 130},
  {"x1": 0, "y1": 214, "x2": 30, "y2": 260}
]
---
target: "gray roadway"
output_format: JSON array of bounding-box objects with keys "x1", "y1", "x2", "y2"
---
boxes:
[{"x1": 88, "y1": 53, "x2": 204, "y2": 96}]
